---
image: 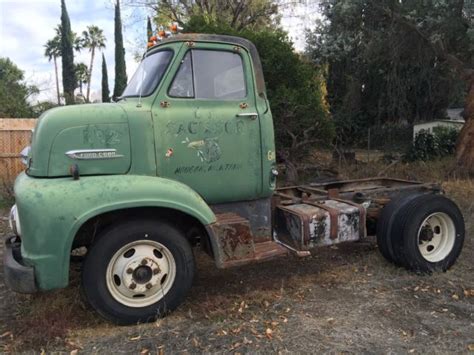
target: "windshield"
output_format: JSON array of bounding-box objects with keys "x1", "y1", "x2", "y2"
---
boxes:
[{"x1": 121, "y1": 50, "x2": 173, "y2": 98}]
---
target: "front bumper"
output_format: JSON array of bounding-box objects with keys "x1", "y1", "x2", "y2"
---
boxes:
[{"x1": 3, "y1": 236, "x2": 37, "y2": 293}]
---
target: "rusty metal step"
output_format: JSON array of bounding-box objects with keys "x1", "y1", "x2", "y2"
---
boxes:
[
  {"x1": 253, "y1": 241, "x2": 289, "y2": 260},
  {"x1": 211, "y1": 213, "x2": 288, "y2": 268}
]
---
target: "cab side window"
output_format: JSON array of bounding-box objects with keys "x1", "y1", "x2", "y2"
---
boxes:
[
  {"x1": 169, "y1": 49, "x2": 247, "y2": 100},
  {"x1": 168, "y1": 51, "x2": 194, "y2": 98}
]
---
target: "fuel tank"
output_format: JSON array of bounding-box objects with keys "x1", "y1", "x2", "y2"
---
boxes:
[{"x1": 274, "y1": 200, "x2": 367, "y2": 250}]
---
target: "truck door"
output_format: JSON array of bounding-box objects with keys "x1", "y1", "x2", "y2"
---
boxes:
[{"x1": 153, "y1": 42, "x2": 262, "y2": 204}]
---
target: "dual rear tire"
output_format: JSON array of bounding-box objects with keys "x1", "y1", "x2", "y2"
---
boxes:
[{"x1": 377, "y1": 194, "x2": 465, "y2": 272}]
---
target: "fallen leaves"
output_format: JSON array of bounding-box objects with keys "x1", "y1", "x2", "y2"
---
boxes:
[
  {"x1": 238, "y1": 301, "x2": 248, "y2": 313},
  {"x1": 463, "y1": 289, "x2": 474, "y2": 298},
  {"x1": 191, "y1": 337, "x2": 200, "y2": 348}
]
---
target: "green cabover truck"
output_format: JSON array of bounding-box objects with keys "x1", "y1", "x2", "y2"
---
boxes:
[{"x1": 4, "y1": 34, "x2": 465, "y2": 325}]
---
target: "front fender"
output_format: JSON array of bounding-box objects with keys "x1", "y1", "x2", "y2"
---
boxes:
[{"x1": 14, "y1": 172, "x2": 215, "y2": 290}]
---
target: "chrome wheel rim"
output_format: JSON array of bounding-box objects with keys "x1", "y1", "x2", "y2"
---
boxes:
[
  {"x1": 106, "y1": 240, "x2": 176, "y2": 308},
  {"x1": 417, "y1": 212, "x2": 455, "y2": 263}
]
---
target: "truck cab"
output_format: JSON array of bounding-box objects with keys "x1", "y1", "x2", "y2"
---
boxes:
[{"x1": 4, "y1": 34, "x2": 465, "y2": 325}]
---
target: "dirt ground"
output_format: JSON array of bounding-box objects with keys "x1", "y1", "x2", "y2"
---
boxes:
[{"x1": 0, "y1": 169, "x2": 473, "y2": 353}]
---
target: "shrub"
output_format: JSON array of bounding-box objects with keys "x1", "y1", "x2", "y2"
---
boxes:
[{"x1": 406, "y1": 126, "x2": 459, "y2": 161}]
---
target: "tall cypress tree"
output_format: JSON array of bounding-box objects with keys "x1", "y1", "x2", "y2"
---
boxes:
[
  {"x1": 147, "y1": 16, "x2": 153, "y2": 41},
  {"x1": 60, "y1": 0, "x2": 75, "y2": 105},
  {"x1": 113, "y1": 0, "x2": 127, "y2": 100},
  {"x1": 101, "y1": 54, "x2": 110, "y2": 103}
]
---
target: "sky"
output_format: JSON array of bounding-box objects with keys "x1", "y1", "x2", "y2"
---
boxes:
[{"x1": 0, "y1": 0, "x2": 318, "y2": 104}]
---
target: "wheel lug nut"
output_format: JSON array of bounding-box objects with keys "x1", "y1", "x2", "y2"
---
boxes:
[
  {"x1": 146, "y1": 283, "x2": 152, "y2": 289},
  {"x1": 141, "y1": 259, "x2": 148, "y2": 265},
  {"x1": 126, "y1": 268, "x2": 133, "y2": 274},
  {"x1": 153, "y1": 268, "x2": 160, "y2": 275},
  {"x1": 129, "y1": 283, "x2": 136, "y2": 290}
]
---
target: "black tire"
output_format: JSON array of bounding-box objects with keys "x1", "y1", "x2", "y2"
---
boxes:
[
  {"x1": 376, "y1": 193, "x2": 427, "y2": 265},
  {"x1": 391, "y1": 194, "x2": 464, "y2": 273},
  {"x1": 82, "y1": 219, "x2": 195, "y2": 325}
]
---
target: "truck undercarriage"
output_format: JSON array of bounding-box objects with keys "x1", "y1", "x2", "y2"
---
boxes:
[{"x1": 208, "y1": 178, "x2": 442, "y2": 268}]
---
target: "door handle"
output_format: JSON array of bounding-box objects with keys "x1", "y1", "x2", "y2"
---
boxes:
[{"x1": 236, "y1": 112, "x2": 258, "y2": 120}]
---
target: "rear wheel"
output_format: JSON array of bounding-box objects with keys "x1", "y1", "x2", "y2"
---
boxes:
[
  {"x1": 391, "y1": 194, "x2": 464, "y2": 272},
  {"x1": 376, "y1": 193, "x2": 425, "y2": 265},
  {"x1": 82, "y1": 219, "x2": 194, "y2": 325}
]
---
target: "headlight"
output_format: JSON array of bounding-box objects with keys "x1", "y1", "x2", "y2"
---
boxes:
[{"x1": 9, "y1": 204, "x2": 21, "y2": 237}]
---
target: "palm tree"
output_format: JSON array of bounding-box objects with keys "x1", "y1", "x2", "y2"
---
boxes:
[
  {"x1": 74, "y1": 63, "x2": 89, "y2": 96},
  {"x1": 55, "y1": 25, "x2": 83, "y2": 52},
  {"x1": 82, "y1": 25, "x2": 106, "y2": 102},
  {"x1": 44, "y1": 36, "x2": 62, "y2": 105},
  {"x1": 44, "y1": 25, "x2": 84, "y2": 105}
]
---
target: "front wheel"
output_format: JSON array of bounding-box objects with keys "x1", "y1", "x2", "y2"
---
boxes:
[{"x1": 82, "y1": 219, "x2": 195, "y2": 325}]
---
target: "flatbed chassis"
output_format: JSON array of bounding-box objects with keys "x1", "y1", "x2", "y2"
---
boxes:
[
  {"x1": 208, "y1": 178, "x2": 441, "y2": 268},
  {"x1": 275, "y1": 177, "x2": 440, "y2": 219}
]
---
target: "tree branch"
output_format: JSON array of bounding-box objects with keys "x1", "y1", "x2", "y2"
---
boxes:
[{"x1": 379, "y1": 4, "x2": 474, "y2": 81}]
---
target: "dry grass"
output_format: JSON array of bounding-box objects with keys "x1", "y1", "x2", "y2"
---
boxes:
[
  {"x1": 2, "y1": 265, "x2": 100, "y2": 352},
  {"x1": 0, "y1": 181, "x2": 13, "y2": 210}
]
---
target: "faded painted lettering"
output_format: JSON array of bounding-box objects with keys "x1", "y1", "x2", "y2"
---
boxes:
[
  {"x1": 83, "y1": 125, "x2": 121, "y2": 147},
  {"x1": 166, "y1": 119, "x2": 244, "y2": 136},
  {"x1": 174, "y1": 163, "x2": 242, "y2": 175}
]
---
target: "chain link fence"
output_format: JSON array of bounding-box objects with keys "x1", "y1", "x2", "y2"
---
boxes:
[{"x1": 366, "y1": 124, "x2": 414, "y2": 154}]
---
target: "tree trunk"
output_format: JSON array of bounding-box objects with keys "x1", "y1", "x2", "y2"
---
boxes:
[
  {"x1": 54, "y1": 56, "x2": 60, "y2": 105},
  {"x1": 86, "y1": 47, "x2": 95, "y2": 103},
  {"x1": 455, "y1": 74, "x2": 474, "y2": 172},
  {"x1": 284, "y1": 160, "x2": 299, "y2": 185}
]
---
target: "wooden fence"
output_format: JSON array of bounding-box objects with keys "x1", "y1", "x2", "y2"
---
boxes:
[{"x1": 0, "y1": 119, "x2": 36, "y2": 184}]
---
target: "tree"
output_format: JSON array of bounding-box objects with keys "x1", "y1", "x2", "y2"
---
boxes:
[
  {"x1": 0, "y1": 58, "x2": 38, "y2": 118},
  {"x1": 31, "y1": 101, "x2": 59, "y2": 117},
  {"x1": 101, "y1": 54, "x2": 110, "y2": 102},
  {"x1": 389, "y1": 1, "x2": 474, "y2": 171},
  {"x1": 185, "y1": 18, "x2": 334, "y2": 182},
  {"x1": 74, "y1": 63, "x2": 89, "y2": 96},
  {"x1": 113, "y1": 0, "x2": 127, "y2": 100},
  {"x1": 55, "y1": 24, "x2": 84, "y2": 52},
  {"x1": 60, "y1": 0, "x2": 75, "y2": 105},
  {"x1": 371, "y1": 1, "x2": 473, "y2": 171},
  {"x1": 45, "y1": 24, "x2": 84, "y2": 106},
  {"x1": 147, "y1": 16, "x2": 153, "y2": 41},
  {"x1": 127, "y1": 0, "x2": 280, "y2": 31},
  {"x1": 44, "y1": 36, "x2": 62, "y2": 105},
  {"x1": 306, "y1": 0, "x2": 470, "y2": 150},
  {"x1": 82, "y1": 25, "x2": 106, "y2": 102}
]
